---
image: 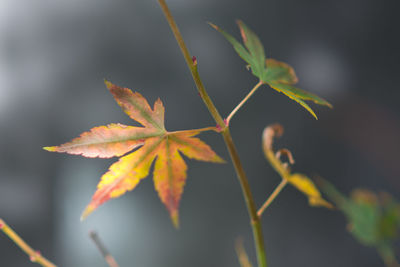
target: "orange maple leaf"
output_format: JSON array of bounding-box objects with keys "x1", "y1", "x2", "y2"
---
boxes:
[{"x1": 44, "y1": 80, "x2": 224, "y2": 227}]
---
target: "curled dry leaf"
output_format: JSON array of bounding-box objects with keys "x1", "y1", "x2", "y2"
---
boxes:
[
  {"x1": 262, "y1": 124, "x2": 333, "y2": 209},
  {"x1": 44, "y1": 80, "x2": 224, "y2": 227},
  {"x1": 275, "y1": 149, "x2": 295, "y2": 165}
]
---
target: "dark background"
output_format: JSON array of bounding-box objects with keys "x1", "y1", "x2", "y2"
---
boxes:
[{"x1": 1, "y1": 0, "x2": 399, "y2": 266}]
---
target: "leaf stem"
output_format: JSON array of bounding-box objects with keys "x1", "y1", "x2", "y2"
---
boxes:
[
  {"x1": 257, "y1": 179, "x2": 288, "y2": 217},
  {"x1": 0, "y1": 218, "x2": 57, "y2": 267},
  {"x1": 89, "y1": 231, "x2": 120, "y2": 267},
  {"x1": 157, "y1": 1, "x2": 267, "y2": 267},
  {"x1": 168, "y1": 126, "x2": 220, "y2": 135},
  {"x1": 226, "y1": 80, "x2": 263, "y2": 125}
]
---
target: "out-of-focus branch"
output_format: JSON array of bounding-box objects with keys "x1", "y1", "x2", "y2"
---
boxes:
[
  {"x1": 235, "y1": 238, "x2": 253, "y2": 267},
  {"x1": 89, "y1": 231, "x2": 119, "y2": 267},
  {"x1": 0, "y1": 218, "x2": 57, "y2": 267}
]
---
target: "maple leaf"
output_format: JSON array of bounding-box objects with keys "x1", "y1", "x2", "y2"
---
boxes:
[
  {"x1": 262, "y1": 124, "x2": 333, "y2": 208},
  {"x1": 44, "y1": 80, "x2": 224, "y2": 227},
  {"x1": 319, "y1": 180, "x2": 400, "y2": 266},
  {"x1": 210, "y1": 21, "x2": 332, "y2": 119}
]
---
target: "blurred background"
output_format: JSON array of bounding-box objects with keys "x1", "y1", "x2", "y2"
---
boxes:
[{"x1": 1, "y1": 0, "x2": 399, "y2": 266}]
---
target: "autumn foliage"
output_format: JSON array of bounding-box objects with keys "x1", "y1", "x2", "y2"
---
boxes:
[
  {"x1": 40, "y1": 15, "x2": 337, "y2": 267},
  {"x1": 2, "y1": 2, "x2": 390, "y2": 267},
  {"x1": 262, "y1": 124, "x2": 332, "y2": 209},
  {"x1": 44, "y1": 80, "x2": 223, "y2": 227}
]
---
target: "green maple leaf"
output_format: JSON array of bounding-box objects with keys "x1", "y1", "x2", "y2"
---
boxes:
[
  {"x1": 320, "y1": 180, "x2": 400, "y2": 266},
  {"x1": 210, "y1": 20, "x2": 332, "y2": 119}
]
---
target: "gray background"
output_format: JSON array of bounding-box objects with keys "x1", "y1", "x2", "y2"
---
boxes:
[{"x1": 1, "y1": 0, "x2": 399, "y2": 266}]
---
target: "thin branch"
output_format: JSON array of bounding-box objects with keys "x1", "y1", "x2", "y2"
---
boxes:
[
  {"x1": 221, "y1": 129, "x2": 267, "y2": 267},
  {"x1": 235, "y1": 238, "x2": 253, "y2": 267},
  {"x1": 89, "y1": 231, "x2": 119, "y2": 267},
  {"x1": 157, "y1": 1, "x2": 267, "y2": 266},
  {"x1": 226, "y1": 80, "x2": 263, "y2": 125},
  {"x1": 0, "y1": 218, "x2": 57, "y2": 267},
  {"x1": 257, "y1": 179, "x2": 288, "y2": 217},
  {"x1": 157, "y1": 0, "x2": 225, "y2": 130}
]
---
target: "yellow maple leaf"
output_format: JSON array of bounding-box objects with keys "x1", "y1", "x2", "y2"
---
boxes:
[{"x1": 262, "y1": 124, "x2": 333, "y2": 209}]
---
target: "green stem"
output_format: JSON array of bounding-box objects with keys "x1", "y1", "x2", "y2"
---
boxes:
[
  {"x1": 222, "y1": 129, "x2": 267, "y2": 267},
  {"x1": 157, "y1": 1, "x2": 267, "y2": 267},
  {"x1": 226, "y1": 80, "x2": 263, "y2": 125},
  {"x1": 157, "y1": 0, "x2": 225, "y2": 129},
  {"x1": 257, "y1": 179, "x2": 288, "y2": 217}
]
